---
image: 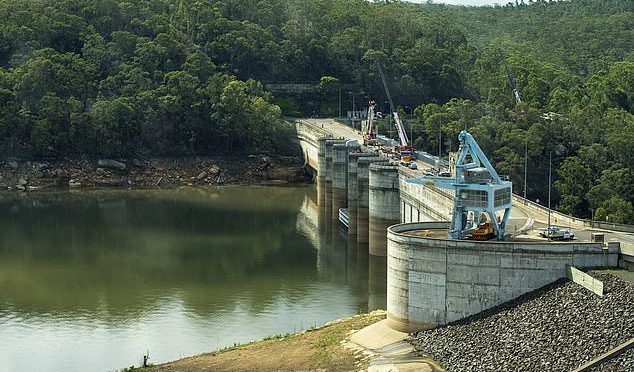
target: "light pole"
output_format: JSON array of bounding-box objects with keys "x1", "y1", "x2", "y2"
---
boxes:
[
  {"x1": 438, "y1": 121, "x2": 442, "y2": 171},
  {"x1": 338, "y1": 86, "x2": 342, "y2": 118},
  {"x1": 547, "y1": 151, "x2": 553, "y2": 241},
  {"x1": 524, "y1": 136, "x2": 528, "y2": 199},
  {"x1": 348, "y1": 91, "x2": 356, "y2": 118}
]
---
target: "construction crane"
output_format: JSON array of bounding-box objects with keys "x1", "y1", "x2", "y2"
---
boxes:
[
  {"x1": 407, "y1": 130, "x2": 513, "y2": 241},
  {"x1": 498, "y1": 48, "x2": 522, "y2": 104},
  {"x1": 377, "y1": 63, "x2": 414, "y2": 161},
  {"x1": 363, "y1": 100, "x2": 379, "y2": 146}
]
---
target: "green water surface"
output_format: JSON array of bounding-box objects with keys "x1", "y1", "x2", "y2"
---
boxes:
[{"x1": 0, "y1": 186, "x2": 386, "y2": 372}]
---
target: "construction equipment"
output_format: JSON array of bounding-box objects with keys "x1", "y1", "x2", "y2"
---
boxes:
[
  {"x1": 363, "y1": 100, "x2": 379, "y2": 146},
  {"x1": 376, "y1": 63, "x2": 415, "y2": 160},
  {"x1": 407, "y1": 130, "x2": 513, "y2": 240},
  {"x1": 498, "y1": 48, "x2": 522, "y2": 104},
  {"x1": 472, "y1": 222, "x2": 495, "y2": 241}
]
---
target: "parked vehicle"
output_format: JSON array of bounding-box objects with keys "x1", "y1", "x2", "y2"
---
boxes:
[{"x1": 539, "y1": 227, "x2": 575, "y2": 240}]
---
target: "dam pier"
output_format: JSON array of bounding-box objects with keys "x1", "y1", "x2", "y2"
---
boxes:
[{"x1": 297, "y1": 118, "x2": 628, "y2": 332}]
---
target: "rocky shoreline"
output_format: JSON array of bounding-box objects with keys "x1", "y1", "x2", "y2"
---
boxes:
[{"x1": 0, "y1": 155, "x2": 309, "y2": 191}]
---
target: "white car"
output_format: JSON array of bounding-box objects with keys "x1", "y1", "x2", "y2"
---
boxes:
[{"x1": 539, "y1": 227, "x2": 575, "y2": 241}]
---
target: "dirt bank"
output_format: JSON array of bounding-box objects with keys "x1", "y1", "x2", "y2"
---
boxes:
[
  {"x1": 0, "y1": 155, "x2": 309, "y2": 190},
  {"x1": 141, "y1": 312, "x2": 386, "y2": 372}
]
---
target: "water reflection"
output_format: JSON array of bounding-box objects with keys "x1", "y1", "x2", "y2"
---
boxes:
[{"x1": 0, "y1": 186, "x2": 386, "y2": 372}]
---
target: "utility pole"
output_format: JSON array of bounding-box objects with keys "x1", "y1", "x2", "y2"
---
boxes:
[
  {"x1": 348, "y1": 91, "x2": 356, "y2": 117},
  {"x1": 524, "y1": 137, "x2": 528, "y2": 199},
  {"x1": 438, "y1": 123, "x2": 442, "y2": 171},
  {"x1": 547, "y1": 151, "x2": 553, "y2": 241},
  {"x1": 338, "y1": 86, "x2": 342, "y2": 118}
]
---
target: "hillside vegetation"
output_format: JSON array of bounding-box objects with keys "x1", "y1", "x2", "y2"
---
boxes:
[{"x1": 0, "y1": 0, "x2": 632, "y2": 221}]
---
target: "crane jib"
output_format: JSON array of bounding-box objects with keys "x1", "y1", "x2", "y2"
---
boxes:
[{"x1": 377, "y1": 63, "x2": 410, "y2": 148}]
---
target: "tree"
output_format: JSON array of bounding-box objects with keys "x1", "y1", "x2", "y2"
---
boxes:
[{"x1": 316, "y1": 76, "x2": 340, "y2": 116}]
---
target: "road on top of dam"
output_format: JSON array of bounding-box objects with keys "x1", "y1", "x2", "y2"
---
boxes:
[{"x1": 304, "y1": 118, "x2": 634, "y2": 253}]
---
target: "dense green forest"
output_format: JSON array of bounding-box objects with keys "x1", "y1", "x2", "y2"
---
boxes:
[{"x1": 0, "y1": 0, "x2": 632, "y2": 222}]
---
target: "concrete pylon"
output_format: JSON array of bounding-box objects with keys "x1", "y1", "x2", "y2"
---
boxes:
[
  {"x1": 369, "y1": 164, "x2": 400, "y2": 257},
  {"x1": 348, "y1": 153, "x2": 377, "y2": 236},
  {"x1": 332, "y1": 143, "x2": 352, "y2": 220},
  {"x1": 368, "y1": 255, "x2": 388, "y2": 310},
  {"x1": 357, "y1": 157, "x2": 389, "y2": 245},
  {"x1": 324, "y1": 140, "x2": 335, "y2": 217},
  {"x1": 317, "y1": 137, "x2": 329, "y2": 206}
]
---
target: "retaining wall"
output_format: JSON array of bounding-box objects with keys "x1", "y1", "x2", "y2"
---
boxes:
[{"x1": 386, "y1": 222, "x2": 620, "y2": 332}]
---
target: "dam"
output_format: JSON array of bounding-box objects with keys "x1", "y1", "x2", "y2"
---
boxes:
[{"x1": 297, "y1": 118, "x2": 625, "y2": 332}]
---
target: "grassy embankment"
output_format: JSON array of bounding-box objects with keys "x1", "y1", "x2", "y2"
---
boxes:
[{"x1": 129, "y1": 312, "x2": 386, "y2": 371}]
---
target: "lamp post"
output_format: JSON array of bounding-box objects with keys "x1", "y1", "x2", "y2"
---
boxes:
[
  {"x1": 547, "y1": 151, "x2": 553, "y2": 241},
  {"x1": 338, "y1": 86, "x2": 342, "y2": 118},
  {"x1": 348, "y1": 91, "x2": 356, "y2": 118},
  {"x1": 438, "y1": 121, "x2": 442, "y2": 172},
  {"x1": 524, "y1": 136, "x2": 528, "y2": 199}
]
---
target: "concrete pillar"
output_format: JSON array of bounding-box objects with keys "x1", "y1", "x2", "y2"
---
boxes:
[
  {"x1": 357, "y1": 157, "x2": 389, "y2": 245},
  {"x1": 324, "y1": 140, "x2": 336, "y2": 218},
  {"x1": 332, "y1": 143, "x2": 351, "y2": 220},
  {"x1": 369, "y1": 164, "x2": 400, "y2": 257},
  {"x1": 317, "y1": 137, "x2": 329, "y2": 206},
  {"x1": 368, "y1": 255, "x2": 387, "y2": 310},
  {"x1": 348, "y1": 153, "x2": 376, "y2": 236}
]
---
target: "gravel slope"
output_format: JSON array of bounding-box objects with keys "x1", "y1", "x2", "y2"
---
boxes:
[{"x1": 411, "y1": 271, "x2": 634, "y2": 372}]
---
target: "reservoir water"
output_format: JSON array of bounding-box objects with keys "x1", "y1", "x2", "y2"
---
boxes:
[{"x1": 0, "y1": 186, "x2": 387, "y2": 371}]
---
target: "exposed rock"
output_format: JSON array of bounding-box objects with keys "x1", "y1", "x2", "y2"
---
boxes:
[
  {"x1": 133, "y1": 159, "x2": 146, "y2": 168},
  {"x1": 0, "y1": 155, "x2": 305, "y2": 190},
  {"x1": 197, "y1": 171, "x2": 208, "y2": 180},
  {"x1": 98, "y1": 159, "x2": 127, "y2": 171},
  {"x1": 7, "y1": 160, "x2": 18, "y2": 170},
  {"x1": 18, "y1": 178, "x2": 27, "y2": 186},
  {"x1": 35, "y1": 162, "x2": 49, "y2": 170},
  {"x1": 16, "y1": 184, "x2": 25, "y2": 191},
  {"x1": 208, "y1": 166, "x2": 220, "y2": 175}
]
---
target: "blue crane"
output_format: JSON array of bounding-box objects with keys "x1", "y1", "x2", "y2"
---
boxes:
[{"x1": 407, "y1": 130, "x2": 513, "y2": 240}]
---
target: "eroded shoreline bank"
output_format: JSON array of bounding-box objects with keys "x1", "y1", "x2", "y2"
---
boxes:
[{"x1": 1, "y1": 155, "x2": 308, "y2": 191}]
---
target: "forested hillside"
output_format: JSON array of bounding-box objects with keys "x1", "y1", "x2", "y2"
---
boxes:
[{"x1": 0, "y1": 0, "x2": 632, "y2": 221}]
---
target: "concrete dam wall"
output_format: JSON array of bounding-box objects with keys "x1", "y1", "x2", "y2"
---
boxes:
[{"x1": 386, "y1": 222, "x2": 620, "y2": 333}]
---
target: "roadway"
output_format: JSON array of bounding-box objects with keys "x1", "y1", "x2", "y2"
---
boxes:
[{"x1": 305, "y1": 118, "x2": 534, "y2": 236}]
